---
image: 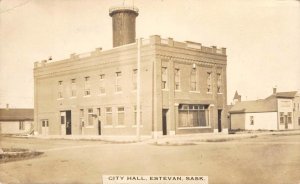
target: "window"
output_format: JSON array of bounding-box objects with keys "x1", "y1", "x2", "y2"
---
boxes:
[
  {"x1": 71, "y1": 79, "x2": 76, "y2": 97},
  {"x1": 42, "y1": 120, "x2": 49, "y2": 127},
  {"x1": 207, "y1": 72, "x2": 212, "y2": 93},
  {"x1": 250, "y1": 116, "x2": 254, "y2": 125},
  {"x1": 174, "y1": 68, "x2": 180, "y2": 90},
  {"x1": 132, "y1": 69, "x2": 137, "y2": 90},
  {"x1": 87, "y1": 108, "x2": 93, "y2": 126},
  {"x1": 178, "y1": 104, "x2": 209, "y2": 127},
  {"x1": 161, "y1": 67, "x2": 168, "y2": 90},
  {"x1": 106, "y1": 107, "x2": 112, "y2": 125},
  {"x1": 84, "y1": 76, "x2": 91, "y2": 96},
  {"x1": 117, "y1": 107, "x2": 125, "y2": 125},
  {"x1": 190, "y1": 68, "x2": 197, "y2": 91},
  {"x1": 19, "y1": 121, "x2": 25, "y2": 130},
  {"x1": 298, "y1": 117, "x2": 300, "y2": 126},
  {"x1": 115, "y1": 72, "x2": 122, "y2": 92},
  {"x1": 287, "y1": 112, "x2": 292, "y2": 124},
  {"x1": 99, "y1": 74, "x2": 105, "y2": 94},
  {"x1": 97, "y1": 108, "x2": 101, "y2": 116},
  {"x1": 280, "y1": 112, "x2": 284, "y2": 124},
  {"x1": 217, "y1": 73, "x2": 222, "y2": 93},
  {"x1": 134, "y1": 105, "x2": 142, "y2": 125},
  {"x1": 58, "y1": 81, "x2": 63, "y2": 98},
  {"x1": 79, "y1": 109, "x2": 84, "y2": 127}
]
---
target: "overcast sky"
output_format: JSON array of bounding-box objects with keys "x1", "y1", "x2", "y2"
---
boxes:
[{"x1": 0, "y1": 0, "x2": 299, "y2": 108}]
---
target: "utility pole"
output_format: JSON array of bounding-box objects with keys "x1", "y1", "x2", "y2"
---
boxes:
[{"x1": 136, "y1": 38, "x2": 141, "y2": 141}]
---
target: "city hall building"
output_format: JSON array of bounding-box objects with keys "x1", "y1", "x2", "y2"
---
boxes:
[{"x1": 34, "y1": 6, "x2": 228, "y2": 137}]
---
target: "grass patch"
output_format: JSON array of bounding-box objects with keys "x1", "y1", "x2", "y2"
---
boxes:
[{"x1": 0, "y1": 148, "x2": 43, "y2": 164}]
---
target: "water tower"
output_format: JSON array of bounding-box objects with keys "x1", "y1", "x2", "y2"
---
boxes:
[{"x1": 109, "y1": 6, "x2": 139, "y2": 47}]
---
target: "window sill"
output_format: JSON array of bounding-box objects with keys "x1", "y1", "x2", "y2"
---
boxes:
[
  {"x1": 162, "y1": 89, "x2": 169, "y2": 91},
  {"x1": 85, "y1": 126, "x2": 94, "y2": 128},
  {"x1": 217, "y1": 93, "x2": 223, "y2": 95},
  {"x1": 177, "y1": 126, "x2": 211, "y2": 130},
  {"x1": 115, "y1": 92, "x2": 123, "y2": 94},
  {"x1": 132, "y1": 125, "x2": 143, "y2": 128},
  {"x1": 70, "y1": 96, "x2": 77, "y2": 99},
  {"x1": 57, "y1": 98, "x2": 64, "y2": 100},
  {"x1": 104, "y1": 125, "x2": 113, "y2": 128},
  {"x1": 115, "y1": 125, "x2": 126, "y2": 128},
  {"x1": 175, "y1": 90, "x2": 181, "y2": 92},
  {"x1": 83, "y1": 95, "x2": 91, "y2": 98},
  {"x1": 98, "y1": 94, "x2": 106, "y2": 96},
  {"x1": 206, "y1": 92, "x2": 213, "y2": 94},
  {"x1": 189, "y1": 91, "x2": 200, "y2": 93}
]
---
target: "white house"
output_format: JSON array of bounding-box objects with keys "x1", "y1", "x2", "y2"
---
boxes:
[
  {"x1": 229, "y1": 89, "x2": 299, "y2": 131},
  {"x1": 0, "y1": 108, "x2": 34, "y2": 135}
]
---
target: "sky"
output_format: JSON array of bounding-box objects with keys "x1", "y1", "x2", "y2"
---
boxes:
[{"x1": 0, "y1": 0, "x2": 299, "y2": 108}]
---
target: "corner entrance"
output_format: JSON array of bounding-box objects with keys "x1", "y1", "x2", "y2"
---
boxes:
[
  {"x1": 162, "y1": 109, "x2": 168, "y2": 135},
  {"x1": 218, "y1": 109, "x2": 222, "y2": 132}
]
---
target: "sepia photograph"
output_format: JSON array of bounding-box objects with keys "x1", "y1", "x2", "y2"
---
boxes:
[{"x1": 0, "y1": 0, "x2": 300, "y2": 183}]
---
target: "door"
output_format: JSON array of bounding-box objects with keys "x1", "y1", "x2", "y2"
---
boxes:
[
  {"x1": 162, "y1": 109, "x2": 168, "y2": 135},
  {"x1": 218, "y1": 110, "x2": 222, "y2": 132},
  {"x1": 41, "y1": 120, "x2": 49, "y2": 135},
  {"x1": 60, "y1": 112, "x2": 66, "y2": 135},
  {"x1": 66, "y1": 111, "x2": 72, "y2": 135},
  {"x1": 98, "y1": 120, "x2": 101, "y2": 135}
]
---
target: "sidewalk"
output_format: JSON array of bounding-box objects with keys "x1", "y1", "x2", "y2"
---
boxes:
[
  {"x1": 150, "y1": 129, "x2": 300, "y2": 145},
  {"x1": 13, "y1": 129, "x2": 300, "y2": 145}
]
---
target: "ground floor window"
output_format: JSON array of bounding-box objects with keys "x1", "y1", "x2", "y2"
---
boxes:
[
  {"x1": 280, "y1": 112, "x2": 284, "y2": 124},
  {"x1": 250, "y1": 116, "x2": 254, "y2": 125},
  {"x1": 298, "y1": 117, "x2": 300, "y2": 126},
  {"x1": 178, "y1": 104, "x2": 209, "y2": 127},
  {"x1": 19, "y1": 121, "x2": 25, "y2": 130},
  {"x1": 134, "y1": 106, "x2": 142, "y2": 125},
  {"x1": 106, "y1": 107, "x2": 112, "y2": 125},
  {"x1": 117, "y1": 107, "x2": 125, "y2": 125},
  {"x1": 287, "y1": 112, "x2": 292, "y2": 124},
  {"x1": 88, "y1": 108, "x2": 93, "y2": 126}
]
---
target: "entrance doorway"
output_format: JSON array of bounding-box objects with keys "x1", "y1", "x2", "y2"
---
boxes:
[
  {"x1": 162, "y1": 109, "x2": 168, "y2": 135},
  {"x1": 218, "y1": 109, "x2": 222, "y2": 132},
  {"x1": 41, "y1": 119, "x2": 49, "y2": 135},
  {"x1": 61, "y1": 110, "x2": 72, "y2": 135},
  {"x1": 66, "y1": 111, "x2": 72, "y2": 135},
  {"x1": 98, "y1": 120, "x2": 101, "y2": 135}
]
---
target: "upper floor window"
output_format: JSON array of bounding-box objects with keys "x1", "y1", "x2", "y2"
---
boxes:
[
  {"x1": 174, "y1": 68, "x2": 180, "y2": 91},
  {"x1": 161, "y1": 67, "x2": 168, "y2": 90},
  {"x1": 132, "y1": 69, "x2": 137, "y2": 90},
  {"x1": 217, "y1": 73, "x2": 222, "y2": 93},
  {"x1": 207, "y1": 72, "x2": 212, "y2": 93},
  {"x1": 84, "y1": 76, "x2": 91, "y2": 96},
  {"x1": 115, "y1": 72, "x2": 122, "y2": 92},
  {"x1": 280, "y1": 112, "x2": 284, "y2": 124},
  {"x1": 71, "y1": 79, "x2": 76, "y2": 97},
  {"x1": 99, "y1": 74, "x2": 105, "y2": 94},
  {"x1": 58, "y1": 81, "x2": 63, "y2": 98},
  {"x1": 190, "y1": 68, "x2": 197, "y2": 91}
]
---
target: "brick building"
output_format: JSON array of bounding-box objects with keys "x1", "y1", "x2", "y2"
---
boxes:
[{"x1": 34, "y1": 6, "x2": 228, "y2": 137}]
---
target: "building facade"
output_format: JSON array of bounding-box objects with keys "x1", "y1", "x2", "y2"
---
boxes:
[
  {"x1": 0, "y1": 108, "x2": 34, "y2": 135},
  {"x1": 229, "y1": 89, "x2": 300, "y2": 131},
  {"x1": 34, "y1": 6, "x2": 228, "y2": 137}
]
